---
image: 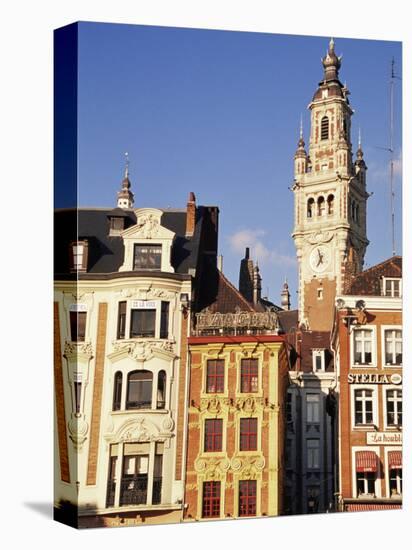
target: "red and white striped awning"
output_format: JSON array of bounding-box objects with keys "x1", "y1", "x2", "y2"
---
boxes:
[
  {"x1": 356, "y1": 451, "x2": 378, "y2": 472},
  {"x1": 346, "y1": 503, "x2": 402, "y2": 512},
  {"x1": 388, "y1": 450, "x2": 402, "y2": 470}
]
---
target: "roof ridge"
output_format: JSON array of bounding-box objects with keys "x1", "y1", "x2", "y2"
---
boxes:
[
  {"x1": 354, "y1": 255, "x2": 402, "y2": 277},
  {"x1": 217, "y1": 270, "x2": 255, "y2": 312}
]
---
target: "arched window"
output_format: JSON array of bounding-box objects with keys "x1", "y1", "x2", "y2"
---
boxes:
[
  {"x1": 321, "y1": 116, "x2": 329, "y2": 140},
  {"x1": 327, "y1": 194, "x2": 334, "y2": 215},
  {"x1": 113, "y1": 372, "x2": 122, "y2": 411},
  {"x1": 317, "y1": 196, "x2": 325, "y2": 216},
  {"x1": 355, "y1": 204, "x2": 360, "y2": 223},
  {"x1": 126, "y1": 370, "x2": 153, "y2": 410},
  {"x1": 307, "y1": 198, "x2": 315, "y2": 218},
  {"x1": 156, "y1": 370, "x2": 166, "y2": 409}
]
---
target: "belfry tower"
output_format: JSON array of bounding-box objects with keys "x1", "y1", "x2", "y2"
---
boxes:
[{"x1": 292, "y1": 39, "x2": 369, "y2": 330}]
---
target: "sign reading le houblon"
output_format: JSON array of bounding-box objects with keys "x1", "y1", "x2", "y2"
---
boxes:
[
  {"x1": 367, "y1": 432, "x2": 402, "y2": 445},
  {"x1": 347, "y1": 373, "x2": 402, "y2": 385}
]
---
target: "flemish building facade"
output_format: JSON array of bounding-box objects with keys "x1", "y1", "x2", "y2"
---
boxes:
[
  {"x1": 332, "y1": 257, "x2": 402, "y2": 512},
  {"x1": 54, "y1": 171, "x2": 219, "y2": 527}
]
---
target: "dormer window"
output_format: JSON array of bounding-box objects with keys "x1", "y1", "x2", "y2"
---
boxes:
[
  {"x1": 382, "y1": 278, "x2": 402, "y2": 297},
  {"x1": 312, "y1": 349, "x2": 325, "y2": 372},
  {"x1": 109, "y1": 216, "x2": 125, "y2": 236},
  {"x1": 133, "y1": 244, "x2": 162, "y2": 270},
  {"x1": 70, "y1": 240, "x2": 88, "y2": 272}
]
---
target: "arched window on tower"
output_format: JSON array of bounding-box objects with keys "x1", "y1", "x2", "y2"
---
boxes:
[
  {"x1": 157, "y1": 370, "x2": 166, "y2": 409},
  {"x1": 307, "y1": 198, "x2": 315, "y2": 218},
  {"x1": 317, "y1": 196, "x2": 326, "y2": 216},
  {"x1": 327, "y1": 194, "x2": 334, "y2": 215},
  {"x1": 321, "y1": 116, "x2": 329, "y2": 140}
]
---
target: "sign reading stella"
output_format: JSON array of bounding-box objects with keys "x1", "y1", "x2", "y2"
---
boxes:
[{"x1": 348, "y1": 373, "x2": 402, "y2": 385}]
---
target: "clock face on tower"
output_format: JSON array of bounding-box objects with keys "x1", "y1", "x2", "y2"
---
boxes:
[{"x1": 309, "y1": 245, "x2": 330, "y2": 273}]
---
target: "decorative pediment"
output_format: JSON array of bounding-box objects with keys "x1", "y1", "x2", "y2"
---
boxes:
[
  {"x1": 305, "y1": 230, "x2": 334, "y2": 245},
  {"x1": 107, "y1": 416, "x2": 174, "y2": 444},
  {"x1": 108, "y1": 339, "x2": 176, "y2": 363}
]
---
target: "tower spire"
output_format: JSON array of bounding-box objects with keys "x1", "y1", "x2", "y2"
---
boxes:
[{"x1": 117, "y1": 152, "x2": 134, "y2": 209}]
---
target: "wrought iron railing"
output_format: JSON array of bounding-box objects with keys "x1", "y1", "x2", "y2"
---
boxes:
[
  {"x1": 152, "y1": 477, "x2": 162, "y2": 504},
  {"x1": 119, "y1": 475, "x2": 148, "y2": 506},
  {"x1": 106, "y1": 480, "x2": 116, "y2": 508}
]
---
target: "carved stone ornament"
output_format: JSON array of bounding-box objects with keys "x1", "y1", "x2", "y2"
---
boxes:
[
  {"x1": 68, "y1": 417, "x2": 89, "y2": 450},
  {"x1": 199, "y1": 396, "x2": 232, "y2": 414},
  {"x1": 112, "y1": 339, "x2": 175, "y2": 361},
  {"x1": 195, "y1": 457, "x2": 227, "y2": 478},
  {"x1": 119, "y1": 286, "x2": 176, "y2": 301},
  {"x1": 161, "y1": 416, "x2": 175, "y2": 432},
  {"x1": 235, "y1": 396, "x2": 266, "y2": 413},
  {"x1": 135, "y1": 214, "x2": 160, "y2": 239},
  {"x1": 305, "y1": 231, "x2": 334, "y2": 245},
  {"x1": 64, "y1": 341, "x2": 93, "y2": 358}
]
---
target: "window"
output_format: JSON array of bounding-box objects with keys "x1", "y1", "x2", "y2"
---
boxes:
[
  {"x1": 383, "y1": 278, "x2": 402, "y2": 297},
  {"x1": 384, "y1": 330, "x2": 402, "y2": 365},
  {"x1": 317, "y1": 196, "x2": 325, "y2": 216},
  {"x1": 240, "y1": 359, "x2": 258, "y2": 393},
  {"x1": 240, "y1": 418, "x2": 258, "y2": 451},
  {"x1": 109, "y1": 216, "x2": 124, "y2": 236},
  {"x1": 126, "y1": 370, "x2": 153, "y2": 410},
  {"x1": 327, "y1": 194, "x2": 334, "y2": 215},
  {"x1": 133, "y1": 244, "x2": 162, "y2": 270},
  {"x1": 317, "y1": 288, "x2": 323, "y2": 300},
  {"x1": 312, "y1": 349, "x2": 325, "y2": 372},
  {"x1": 206, "y1": 360, "x2": 224, "y2": 393},
  {"x1": 70, "y1": 240, "x2": 88, "y2": 272},
  {"x1": 239, "y1": 480, "x2": 257, "y2": 517},
  {"x1": 307, "y1": 394, "x2": 320, "y2": 424},
  {"x1": 320, "y1": 116, "x2": 329, "y2": 140},
  {"x1": 202, "y1": 481, "x2": 221, "y2": 518},
  {"x1": 74, "y1": 381, "x2": 82, "y2": 414},
  {"x1": 112, "y1": 372, "x2": 122, "y2": 411},
  {"x1": 307, "y1": 198, "x2": 315, "y2": 218},
  {"x1": 106, "y1": 449, "x2": 117, "y2": 508},
  {"x1": 152, "y1": 451, "x2": 163, "y2": 505},
  {"x1": 156, "y1": 371, "x2": 166, "y2": 409},
  {"x1": 160, "y1": 301, "x2": 169, "y2": 339},
  {"x1": 389, "y1": 468, "x2": 402, "y2": 496},
  {"x1": 70, "y1": 311, "x2": 86, "y2": 342},
  {"x1": 117, "y1": 301, "x2": 127, "y2": 340},
  {"x1": 354, "y1": 389, "x2": 374, "y2": 425},
  {"x1": 204, "y1": 419, "x2": 223, "y2": 452},
  {"x1": 130, "y1": 309, "x2": 156, "y2": 338},
  {"x1": 307, "y1": 487, "x2": 320, "y2": 513},
  {"x1": 307, "y1": 439, "x2": 320, "y2": 469},
  {"x1": 386, "y1": 389, "x2": 402, "y2": 427},
  {"x1": 354, "y1": 329, "x2": 373, "y2": 364},
  {"x1": 356, "y1": 472, "x2": 375, "y2": 496},
  {"x1": 119, "y1": 443, "x2": 150, "y2": 506}
]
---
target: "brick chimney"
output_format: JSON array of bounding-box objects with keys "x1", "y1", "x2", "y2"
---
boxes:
[
  {"x1": 239, "y1": 247, "x2": 254, "y2": 303},
  {"x1": 186, "y1": 192, "x2": 196, "y2": 237}
]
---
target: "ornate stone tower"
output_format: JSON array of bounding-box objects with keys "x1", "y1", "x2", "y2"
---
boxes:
[{"x1": 292, "y1": 39, "x2": 369, "y2": 330}]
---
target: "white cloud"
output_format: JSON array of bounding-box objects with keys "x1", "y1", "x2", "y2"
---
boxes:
[{"x1": 228, "y1": 229, "x2": 296, "y2": 267}]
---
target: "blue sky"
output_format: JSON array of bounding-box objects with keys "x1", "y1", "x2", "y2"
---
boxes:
[{"x1": 73, "y1": 22, "x2": 402, "y2": 307}]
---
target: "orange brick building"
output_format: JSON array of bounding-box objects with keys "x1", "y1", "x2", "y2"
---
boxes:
[
  {"x1": 332, "y1": 257, "x2": 402, "y2": 512},
  {"x1": 183, "y1": 269, "x2": 289, "y2": 520}
]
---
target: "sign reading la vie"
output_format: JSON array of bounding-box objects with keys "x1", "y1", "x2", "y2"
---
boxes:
[
  {"x1": 348, "y1": 373, "x2": 402, "y2": 385},
  {"x1": 367, "y1": 432, "x2": 402, "y2": 445}
]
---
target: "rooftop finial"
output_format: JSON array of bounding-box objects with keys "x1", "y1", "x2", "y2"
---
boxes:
[
  {"x1": 329, "y1": 37, "x2": 335, "y2": 51},
  {"x1": 358, "y1": 127, "x2": 361, "y2": 149},
  {"x1": 124, "y1": 151, "x2": 130, "y2": 179},
  {"x1": 300, "y1": 114, "x2": 303, "y2": 139}
]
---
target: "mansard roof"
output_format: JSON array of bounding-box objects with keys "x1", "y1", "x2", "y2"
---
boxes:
[
  {"x1": 344, "y1": 256, "x2": 402, "y2": 296},
  {"x1": 54, "y1": 205, "x2": 217, "y2": 278}
]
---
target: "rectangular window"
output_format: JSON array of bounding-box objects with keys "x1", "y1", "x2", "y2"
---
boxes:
[
  {"x1": 240, "y1": 359, "x2": 259, "y2": 393},
  {"x1": 312, "y1": 349, "x2": 325, "y2": 371},
  {"x1": 384, "y1": 329, "x2": 402, "y2": 365},
  {"x1": 133, "y1": 244, "x2": 162, "y2": 270},
  {"x1": 206, "y1": 360, "x2": 225, "y2": 393},
  {"x1": 160, "y1": 301, "x2": 169, "y2": 339},
  {"x1": 240, "y1": 418, "x2": 258, "y2": 451},
  {"x1": 239, "y1": 480, "x2": 257, "y2": 517},
  {"x1": 355, "y1": 389, "x2": 374, "y2": 425},
  {"x1": 70, "y1": 311, "x2": 86, "y2": 342},
  {"x1": 384, "y1": 278, "x2": 401, "y2": 297},
  {"x1": 204, "y1": 419, "x2": 223, "y2": 452},
  {"x1": 307, "y1": 486, "x2": 320, "y2": 513},
  {"x1": 389, "y1": 468, "x2": 402, "y2": 496},
  {"x1": 386, "y1": 389, "x2": 402, "y2": 426},
  {"x1": 70, "y1": 240, "x2": 88, "y2": 272},
  {"x1": 130, "y1": 309, "x2": 156, "y2": 338},
  {"x1": 356, "y1": 472, "x2": 375, "y2": 496},
  {"x1": 120, "y1": 449, "x2": 149, "y2": 506},
  {"x1": 306, "y1": 394, "x2": 320, "y2": 423},
  {"x1": 354, "y1": 329, "x2": 373, "y2": 364},
  {"x1": 152, "y1": 454, "x2": 163, "y2": 505},
  {"x1": 106, "y1": 454, "x2": 117, "y2": 508},
  {"x1": 74, "y1": 381, "x2": 82, "y2": 414},
  {"x1": 202, "y1": 481, "x2": 221, "y2": 518},
  {"x1": 117, "y1": 301, "x2": 127, "y2": 340},
  {"x1": 307, "y1": 439, "x2": 320, "y2": 469}
]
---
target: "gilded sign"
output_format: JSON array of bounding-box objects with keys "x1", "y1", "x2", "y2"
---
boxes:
[{"x1": 348, "y1": 373, "x2": 402, "y2": 385}]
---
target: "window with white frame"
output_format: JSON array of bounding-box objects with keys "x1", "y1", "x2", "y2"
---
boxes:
[
  {"x1": 386, "y1": 389, "x2": 402, "y2": 427},
  {"x1": 353, "y1": 329, "x2": 373, "y2": 365},
  {"x1": 306, "y1": 394, "x2": 320, "y2": 424},
  {"x1": 307, "y1": 439, "x2": 320, "y2": 469},
  {"x1": 384, "y1": 329, "x2": 402, "y2": 365},
  {"x1": 354, "y1": 389, "x2": 374, "y2": 425},
  {"x1": 356, "y1": 471, "x2": 376, "y2": 497},
  {"x1": 382, "y1": 278, "x2": 402, "y2": 297},
  {"x1": 312, "y1": 349, "x2": 325, "y2": 372},
  {"x1": 389, "y1": 468, "x2": 402, "y2": 496}
]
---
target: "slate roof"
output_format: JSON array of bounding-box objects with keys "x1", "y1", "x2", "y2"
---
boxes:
[
  {"x1": 345, "y1": 256, "x2": 402, "y2": 296},
  {"x1": 54, "y1": 206, "x2": 214, "y2": 278}
]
